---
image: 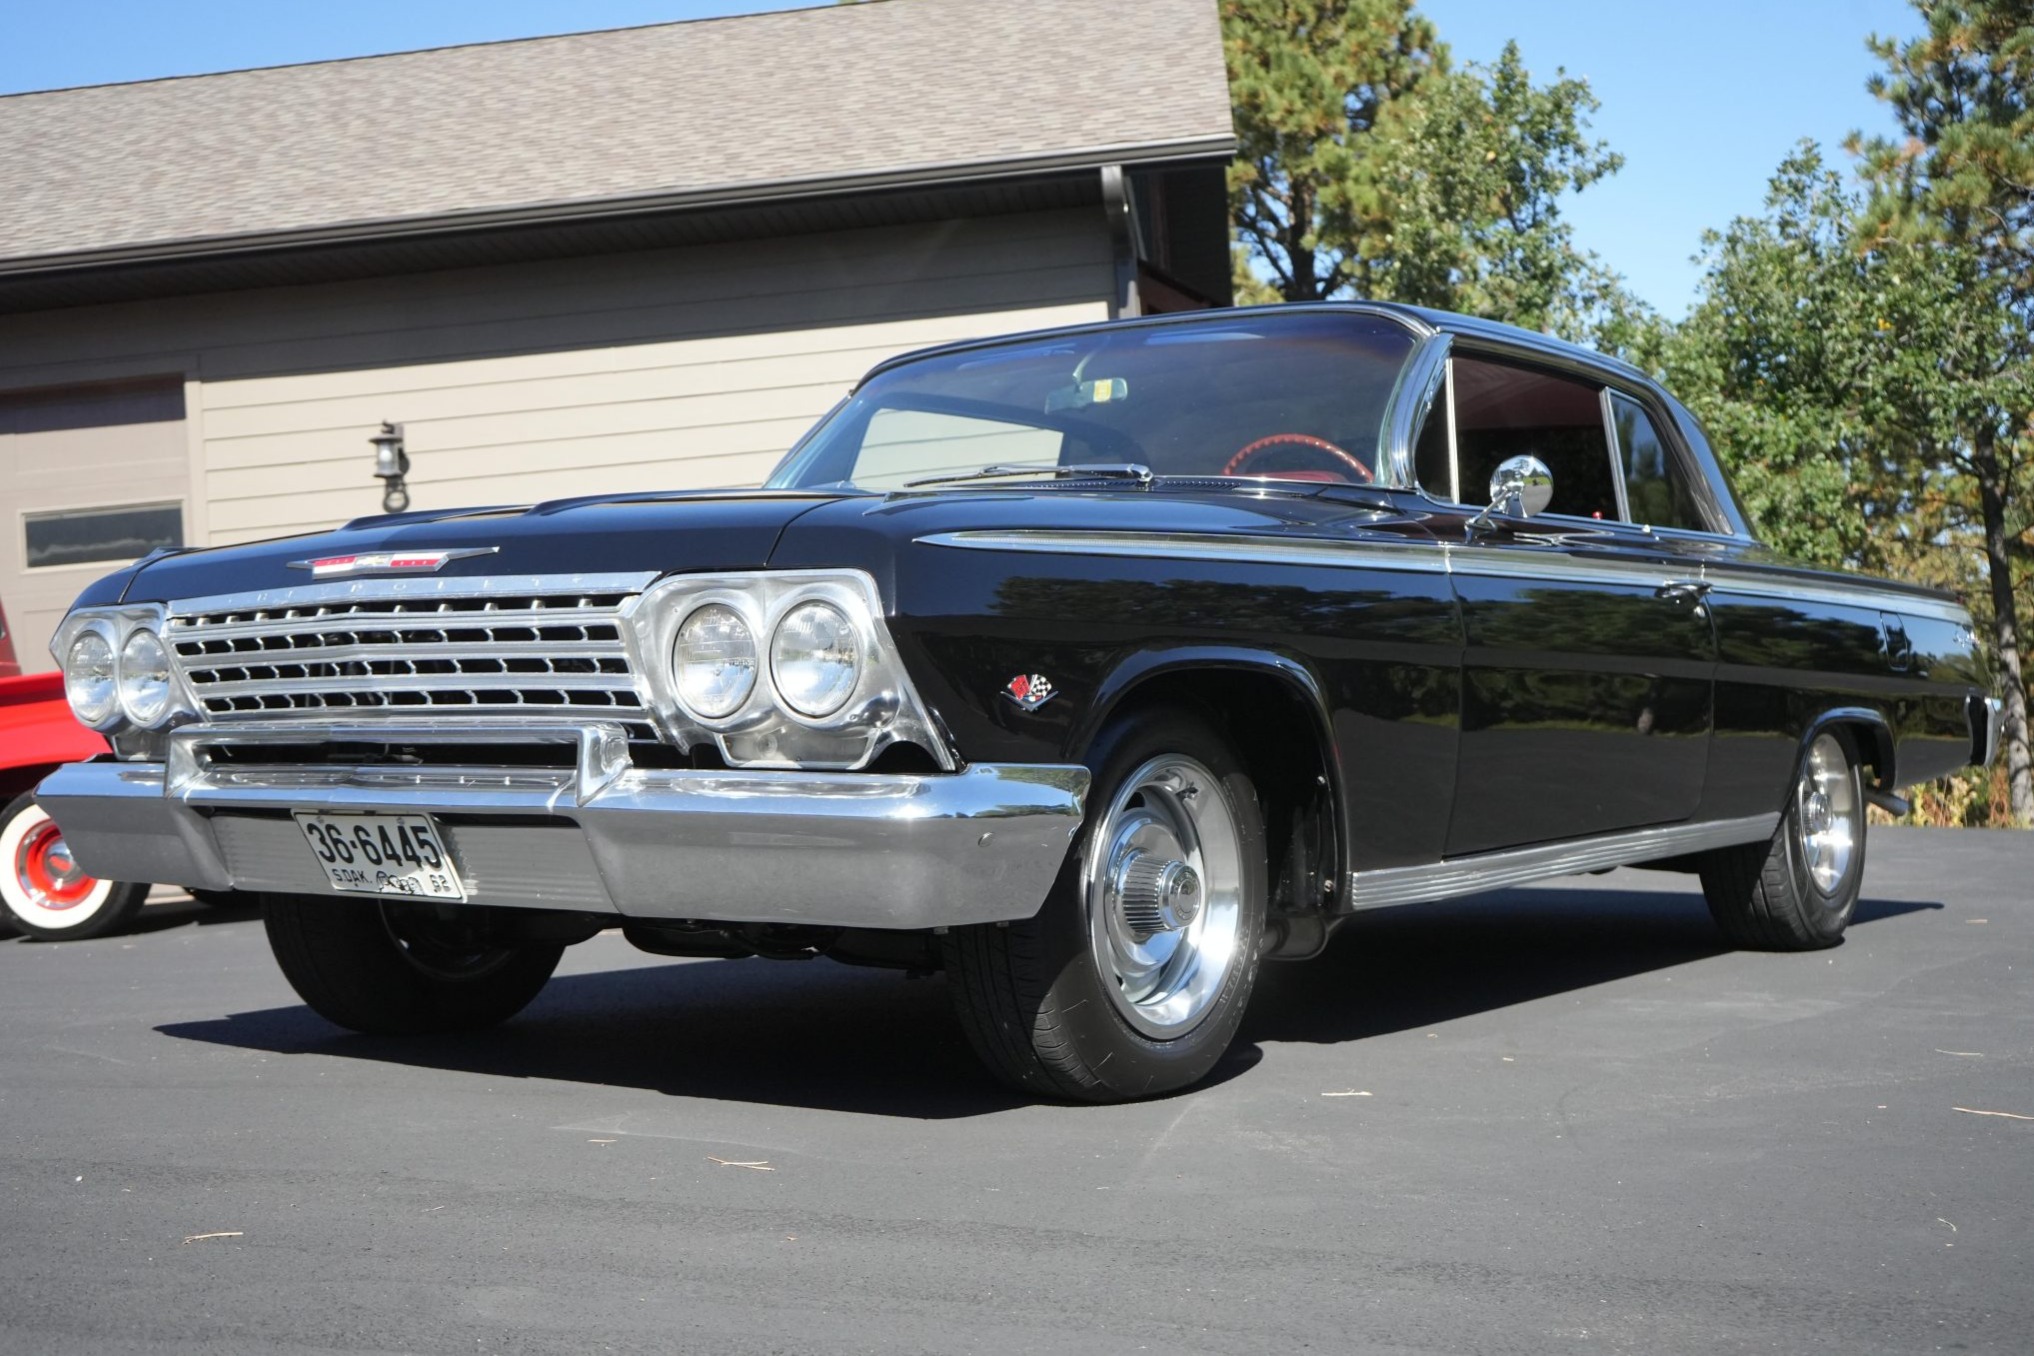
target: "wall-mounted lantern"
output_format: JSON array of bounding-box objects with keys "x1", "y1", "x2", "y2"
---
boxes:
[{"x1": 370, "y1": 422, "x2": 410, "y2": 513}]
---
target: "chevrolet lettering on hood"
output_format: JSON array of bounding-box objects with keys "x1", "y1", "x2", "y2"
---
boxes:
[
  {"x1": 286, "y1": 547, "x2": 501, "y2": 577},
  {"x1": 29, "y1": 303, "x2": 2003, "y2": 1104}
]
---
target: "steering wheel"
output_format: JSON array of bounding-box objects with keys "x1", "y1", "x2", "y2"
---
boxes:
[{"x1": 1220, "y1": 433, "x2": 1374, "y2": 483}]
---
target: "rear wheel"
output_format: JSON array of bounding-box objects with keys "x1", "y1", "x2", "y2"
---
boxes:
[
  {"x1": 944, "y1": 709, "x2": 1267, "y2": 1102},
  {"x1": 0, "y1": 792, "x2": 148, "y2": 942},
  {"x1": 1699, "y1": 728, "x2": 1866, "y2": 950},
  {"x1": 262, "y1": 893, "x2": 562, "y2": 1034}
]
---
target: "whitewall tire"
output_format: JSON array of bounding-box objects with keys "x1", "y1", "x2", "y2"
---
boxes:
[{"x1": 0, "y1": 792, "x2": 149, "y2": 941}]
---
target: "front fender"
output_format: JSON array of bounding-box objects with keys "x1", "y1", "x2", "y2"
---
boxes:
[{"x1": 1072, "y1": 643, "x2": 1335, "y2": 764}]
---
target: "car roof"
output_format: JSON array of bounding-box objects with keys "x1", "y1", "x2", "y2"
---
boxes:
[{"x1": 857, "y1": 301, "x2": 1653, "y2": 390}]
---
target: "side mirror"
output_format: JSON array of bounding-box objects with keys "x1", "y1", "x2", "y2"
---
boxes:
[{"x1": 1487, "y1": 454, "x2": 1554, "y2": 518}]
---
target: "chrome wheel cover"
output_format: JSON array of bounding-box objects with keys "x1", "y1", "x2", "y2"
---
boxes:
[
  {"x1": 1084, "y1": 754, "x2": 1244, "y2": 1039},
  {"x1": 1796, "y1": 733, "x2": 1858, "y2": 897}
]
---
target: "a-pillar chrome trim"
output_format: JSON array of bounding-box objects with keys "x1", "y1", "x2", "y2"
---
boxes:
[{"x1": 1346, "y1": 813, "x2": 1780, "y2": 909}]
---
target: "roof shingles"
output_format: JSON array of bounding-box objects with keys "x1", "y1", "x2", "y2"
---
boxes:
[{"x1": 0, "y1": 0, "x2": 1232, "y2": 268}]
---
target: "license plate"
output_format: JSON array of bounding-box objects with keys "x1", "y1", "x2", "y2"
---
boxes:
[{"x1": 292, "y1": 811, "x2": 467, "y2": 901}]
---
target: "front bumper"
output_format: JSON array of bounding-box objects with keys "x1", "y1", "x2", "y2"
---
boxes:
[{"x1": 37, "y1": 722, "x2": 1089, "y2": 930}]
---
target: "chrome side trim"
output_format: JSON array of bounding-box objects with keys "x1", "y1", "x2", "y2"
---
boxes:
[
  {"x1": 1347, "y1": 813, "x2": 1779, "y2": 909},
  {"x1": 922, "y1": 531, "x2": 1673, "y2": 591},
  {"x1": 920, "y1": 529, "x2": 1453, "y2": 575},
  {"x1": 1699, "y1": 568, "x2": 1971, "y2": 627},
  {"x1": 919, "y1": 528, "x2": 1976, "y2": 623},
  {"x1": 1455, "y1": 545, "x2": 1673, "y2": 590}
]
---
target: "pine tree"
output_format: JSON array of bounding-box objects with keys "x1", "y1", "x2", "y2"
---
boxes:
[
  {"x1": 1221, "y1": 2, "x2": 1645, "y2": 348},
  {"x1": 1223, "y1": 0, "x2": 1445, "y2": 301},
  {"x1": 1852, "y1": 0, "x2": 2034, "y2": 824}
]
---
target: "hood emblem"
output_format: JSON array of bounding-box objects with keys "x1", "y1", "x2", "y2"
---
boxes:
[
  {"x1": 1002, "y1": 673, "x2": 1057, "y2": 712},
  {"x1": 287, "y1": 547, "x2": 500, "y2": 578}
]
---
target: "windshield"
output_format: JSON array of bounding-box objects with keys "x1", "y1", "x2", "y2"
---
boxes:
[{"x1": 766, "y1": 311, "x2": 1419, "y2": 491}]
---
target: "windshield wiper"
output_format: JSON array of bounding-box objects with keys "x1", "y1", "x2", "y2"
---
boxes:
[{"x1": 903, "y1": 462, "x2": 1155, "y2": 489}]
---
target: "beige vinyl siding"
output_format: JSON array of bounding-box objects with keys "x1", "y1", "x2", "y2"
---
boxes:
[
  {"x1": 1, "y1": 385, "x2": 188, "y2": 671},
  {"x1": 0, "y1": 209, "x2": 1113, "y2": 547}
]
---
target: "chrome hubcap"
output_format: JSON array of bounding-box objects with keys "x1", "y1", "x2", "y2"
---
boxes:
[
  {"x1": 1086, "y1": 755, "x2": 1242, "y2": 1038},
  {"x1": 1796, "y1": 734, "x2": 1857, "y2": 896},
  {"x1": 1114, "y1": 853, "x2": 1202, "y2": 937}
]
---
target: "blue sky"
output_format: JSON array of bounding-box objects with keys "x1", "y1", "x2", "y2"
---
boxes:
[
  {"x1": 1423, "y1": 0, "x2": 1920, "y2": 317},
  {"x1": 0, "y1": 0, "x2": 1922, "y2": 318}
]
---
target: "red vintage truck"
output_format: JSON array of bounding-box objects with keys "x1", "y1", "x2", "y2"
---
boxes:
[{"x1": 1, "y1": 602, "x2": 152, "y2": 939}]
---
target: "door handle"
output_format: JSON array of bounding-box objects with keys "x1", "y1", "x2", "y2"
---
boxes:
[{"x1": 1655, "y1": 580, "x2": 1712, "y2": 604}]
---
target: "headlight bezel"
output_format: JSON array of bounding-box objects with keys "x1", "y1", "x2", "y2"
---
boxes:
[
  {"x1": 621, "y1": 569, "x2": 949, "y2": 771},
  {"x1": 50, "y1": 603, "x2": 194, "y2": 736}
]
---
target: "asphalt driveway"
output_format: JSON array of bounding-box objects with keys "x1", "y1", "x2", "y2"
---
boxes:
[{"x1": 2, "y1": 825, "x2": 2029, "y2": 1355}]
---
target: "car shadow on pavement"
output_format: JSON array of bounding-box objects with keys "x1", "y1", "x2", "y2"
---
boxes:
[
  {"x1": 1243, "y1": 883, "x2": 1942, "y2": 1046},
  {"x1": 160, "y1": 952, "x2": 1046, "y2": 1118},
  {"x1": 154, "y1": 883, "x2": 1936, "y2": 1117}
]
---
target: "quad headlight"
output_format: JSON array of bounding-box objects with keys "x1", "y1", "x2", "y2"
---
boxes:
[
  {"x1": 53, "y1": 606, "x2": 186, "y2": 734},
  {"x1": 63, "y1": 629, "x2": 119, "y2": 728},
  {"x1": 117, "y1": 627, "x2": 174, "y2": 727},
  {"x1": 623, "y1": 570, "x2": 948, "y2": 771},
  {"x1": 770, "y1": 600, "x2": 861, "y2": 718},
  {"x1": 672, "y1": 603, "x2": 757, "y2": 719}
]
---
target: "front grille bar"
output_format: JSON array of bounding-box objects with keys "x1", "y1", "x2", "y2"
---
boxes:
[{"x1": 162, "y1": 572, "x2": 661, "y2": 742}]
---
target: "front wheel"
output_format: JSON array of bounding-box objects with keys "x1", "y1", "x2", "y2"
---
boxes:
[
  {"x1": 262, "y1": 893, "x2": 563, "y2": 1035},
  {"x1": 1699, "y1": 728, "x2": 1866, "y2": 950},
  {"x1": 0, "y1": 792, "x2": 149, "y2": 942},
  {"x1": 944, "y1": 709, "x2": 1267, "y2": 1102}
]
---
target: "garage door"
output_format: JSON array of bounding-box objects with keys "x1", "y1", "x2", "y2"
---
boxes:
[{"x1": 0, "y1": 380, "x2": 189, "y2": 674}]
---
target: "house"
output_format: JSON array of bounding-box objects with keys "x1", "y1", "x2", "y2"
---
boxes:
[{"x1": 0, "y1": 0, "x2": 1234, "y2": 669}]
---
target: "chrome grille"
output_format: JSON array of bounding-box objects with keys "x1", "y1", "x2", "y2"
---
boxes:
[{"x1": 165, "y1": 578, "x2": 655, "y2": 741}]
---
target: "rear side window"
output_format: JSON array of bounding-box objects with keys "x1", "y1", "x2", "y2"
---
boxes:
[
  {"x1": 1610, "y1": 394, "x2": 1709, "y2": 532},
  {"x1": 1450, "y1": 356, "x2": 1618, "y2": 520}
]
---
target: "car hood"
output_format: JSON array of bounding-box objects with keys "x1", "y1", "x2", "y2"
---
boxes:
[
  {"x1": 118, "y1": 491, "x2": 844, "y2": 603},
  {"x1": 113, "y1": 482, "x2": 1420, "y2": 606}
]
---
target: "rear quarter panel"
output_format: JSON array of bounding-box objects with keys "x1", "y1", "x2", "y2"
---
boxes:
[{"x1": 1698, "y1": 549, "x2": 1983, "y2": 817}]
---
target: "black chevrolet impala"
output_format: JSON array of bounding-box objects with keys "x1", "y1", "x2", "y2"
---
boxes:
[{"x1": 39, "y1": 305, "x2": 2003, "y2": 1101}]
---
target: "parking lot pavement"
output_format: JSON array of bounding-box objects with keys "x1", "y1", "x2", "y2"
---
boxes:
[{"x1": 2, "y1": 825, "x2": 2029, "y2": 1355}]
